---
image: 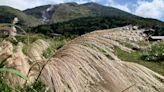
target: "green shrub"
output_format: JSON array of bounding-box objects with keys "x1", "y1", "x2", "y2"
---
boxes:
[
  {"x1": 141, "y1": 41, "x2": 164, "y2": 62},
  {"x1": 43, "y1": 36, "x2": 70, "y2": 58},
  {"x1": 0, "y1": 57, "x2": 46, "y2": 92},
  {"x1": 114, "y1": 47, "x2": 164, "y2": 76}
]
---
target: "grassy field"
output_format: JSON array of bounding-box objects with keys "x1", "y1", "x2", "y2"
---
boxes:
[
  {"x1": 0, "y1": 33, "x2": 72, "y2": 92},
  {"x1": 114, "y1": 47, "x2": 164, "y2": 76},
  {"x1": 42, "y1": 36, "x2": 71, "y2": 58},
  {"x1": 1, "y1": 33, "x2": 164, "y2": 91}
]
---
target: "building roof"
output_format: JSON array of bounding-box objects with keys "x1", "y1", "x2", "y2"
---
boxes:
[{"x1": 150, "y1": 36, "x2": 164, "y2": 39}]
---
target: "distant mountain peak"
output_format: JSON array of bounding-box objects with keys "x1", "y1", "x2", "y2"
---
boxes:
[
  {"x1": 0, "y1": 6, "x2": 41, "y2": 26},
  {"x1": 83, "y1": 2, "x2": 101, "y2": 5},
  {"x1": 65, "y1": 2, "x2": 78, "y2": 5},
  {"x1": 24, "y1": 2, "x2": 134, "y2": 23}
]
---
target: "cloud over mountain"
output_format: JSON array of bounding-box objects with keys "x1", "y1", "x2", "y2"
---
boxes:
[{"x1": 135, "y1": 0, "x2": 164, "y2": 20}]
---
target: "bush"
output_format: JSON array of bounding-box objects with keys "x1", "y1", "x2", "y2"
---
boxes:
[
  {"x1": 141, "y1": 41, "x2": 164, "y2": 62},
  {"x1": 42, "y1": 36, "x2": 70, "y2": 58}
]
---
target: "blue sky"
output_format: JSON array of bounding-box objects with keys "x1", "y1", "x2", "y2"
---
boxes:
[{"x1": 0, "y1": 0, "x2": 164, "y2": 21}]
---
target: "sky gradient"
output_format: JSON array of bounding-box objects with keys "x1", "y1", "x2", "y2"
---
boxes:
[{"x1": 0, "y1": 0, "x2": 164, "y2": 21}]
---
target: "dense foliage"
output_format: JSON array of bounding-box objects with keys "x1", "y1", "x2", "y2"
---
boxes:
[
  {"x1": 141, "y1": 41, "x2": 164, "y2": 62},
  {"x1": 0, "y1": 6, "x2": 41, "y2": 27},
  {"x1": 152, "y1": 26, "x2": 164, "y2": 36},
  {"x1": 32, "y1": 16, "x2": 164, "y2": 36},
  {"x1": 114, "y1": 47, "x2": 164, "y2": 76}
]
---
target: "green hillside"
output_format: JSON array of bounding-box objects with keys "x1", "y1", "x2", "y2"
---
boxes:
[
  {"x1": 1, "y1": 2, "x2": 164, "y2": 35},
  {"x1": 24, "y1": 5, "x2": 51, "y2": 20},
  {"x1": 32, "y1": 16, "x2": 164, "y2": 36},
  {"x1": 0, "y1": 6, "x2": 42, "y2": 27},
  {"x1": 24, "y1": 2, "x2": 135, "y2": 23}
]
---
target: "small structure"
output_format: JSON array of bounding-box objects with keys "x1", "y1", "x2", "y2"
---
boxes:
[
  {"x1": 132, "y1": 26, "x2": 138, "y2": 30},
  {"x1": 122, "y1": 26, "x2": 130, "y2": 30},
  {"x1": 51, "y1": 33, "x2": 62, "y2": 37},
  {"x1": 149, "y1": 36, "x2": 164, "y2": 41},
  {"x1": 50, "y1": 33, "x2": 62, "y2": 37}
]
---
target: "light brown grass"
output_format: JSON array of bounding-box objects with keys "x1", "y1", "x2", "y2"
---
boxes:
[{"x1": 40, "y1": 28, "x2": 164, "y2": 92}]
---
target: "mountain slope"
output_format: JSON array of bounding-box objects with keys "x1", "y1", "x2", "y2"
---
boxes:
[
  {"x1": 24, "y1": 2, "x2": 135, "y2": 23},
  {"x1": 23, "y1": 5, "x2": 51, "y2": 20},
  {"x1": 0, "y1": 6, "x2": 41, "y2": 27},
  {"x1": 24, "y1": 2, "x2": 164, "y2": 36},
  {"x1": 33, "y1": 16, "x2": 164, "y2": 36}
]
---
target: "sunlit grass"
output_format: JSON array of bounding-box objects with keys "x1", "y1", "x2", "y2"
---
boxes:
[
  {"x1": 43, "y1": 36, "x2": 71, "y2": 58},
  {"x1": 114, "y1": 48, "x2": 164, "y2": 76}
]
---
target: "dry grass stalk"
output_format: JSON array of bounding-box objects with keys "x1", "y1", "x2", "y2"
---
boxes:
[{"x1": 40, "y1": 28, "x2": 164, "y2": 92}]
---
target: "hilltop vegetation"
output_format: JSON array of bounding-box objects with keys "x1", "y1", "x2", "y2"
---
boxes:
[
  {"x1": 23, "y1": 5, "x2": 52, "y2": 20},
  {"x1": 24, "y1": 2, "x2": 134, "y2": 23},
  {"x1": 0, "y1": 6, "x2": 41, "y2": 27},
  {"x1": 1, "y1": 2, "x2": 164, "y2": 35},
  {"x1": 24, "y1": 2, "x2": 164, "y2": 36},
  {"x1": 32, "y1": 16, "x2": 164, "y2": 36}
]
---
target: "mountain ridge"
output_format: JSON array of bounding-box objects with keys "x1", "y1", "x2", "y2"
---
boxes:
[
  {"x1": 23, "y1": 2, "x2": 137, "y2": 23},
  {"x1": 0, "y1": 6, "x2": 42, "y2": 27},
  {"x1": 0, "y1": 2, "x2": 163, "y2": 31}
]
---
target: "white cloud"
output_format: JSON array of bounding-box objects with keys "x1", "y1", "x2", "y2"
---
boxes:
[
  {"x1": 76, "y1": 0, "x2": 89, "y2": 4},
  {"x1": 112, "y1": 4, "x2": 131, "y2": 13},
  {"x1": 135, "y1": 0, "x2": 164, "y2": 20},
  {"x1": 106, "y1": 0, "x2": 164, "y2": 21},
  {"x1": 90, "y1": 0, "x2": 96, "y2": 2},
  {"x1": 0, "y1": 0, "x2": 64, "y2": 10},
  {"x1": 0, "y1": 0, "x2": 163, "y2": 21},
  {"x1": 0, "y1": 0, "x2": 94, "y2": 10},
  {"x1": 106, "y1": 0, "x2": 131, "y2": 13}
]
